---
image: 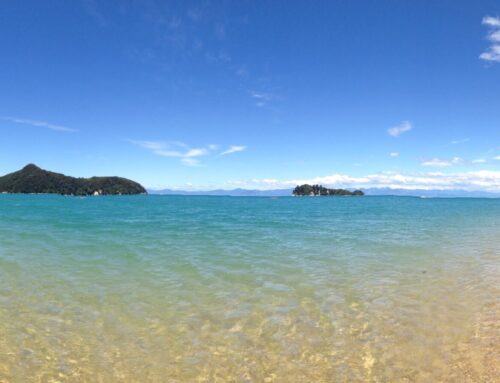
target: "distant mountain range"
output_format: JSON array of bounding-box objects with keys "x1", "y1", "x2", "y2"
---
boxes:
[
  {"x1": 149, "y1": 188, "x2": 292, "y2": 197},
  {"x1": 0, "y1": 164, "x2": 147, "y2": 196},
  {"x1": 363, "y1": 188, "x2": 500, "y2": 198},
  {"x1": 149, "y1": 187, "x2": 500, "y2": 198}
]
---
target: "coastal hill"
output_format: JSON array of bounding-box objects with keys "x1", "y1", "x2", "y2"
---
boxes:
[
  {"x1": 0, "y1": 164, "x2": 146, "y2": 196},
  {"x1": 293, "y1": 184, "x2": 364, "y2": 196}
]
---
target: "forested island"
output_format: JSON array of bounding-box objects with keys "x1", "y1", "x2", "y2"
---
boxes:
[
  {"x1": 0, "y1": 164, "x2": 146, "y2": 196},
  {"x1": 293, "y1": 184, "x2": 364, "y2": 196}
]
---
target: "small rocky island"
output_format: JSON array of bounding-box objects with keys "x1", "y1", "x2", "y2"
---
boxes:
[
  {"x1": 293, "y1": 184, "x2": 364, "y2": 196},
  {"x1": 0, "y1": 164, "x2": 146, "y2": 196}
]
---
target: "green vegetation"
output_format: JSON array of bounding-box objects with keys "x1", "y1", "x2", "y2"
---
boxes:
[
  {"x1": 0, "y1": 164, "x2": 146, "y2": 196},
  {"x1": 293, "y1": 184, "x2": 364, "y2": 196}
]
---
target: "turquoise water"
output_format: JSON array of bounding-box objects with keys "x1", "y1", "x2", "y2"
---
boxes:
[{"x1": 0, "y1": 195, "x2": 498, "y2": 382}]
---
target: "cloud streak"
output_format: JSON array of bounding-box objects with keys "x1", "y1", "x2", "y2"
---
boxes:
[
  {"x1": 129, "y1": 140, "x2": 245, "y2": 166},
  {"x1": 421, "y1": 157, "x2": 463, "y2": 168},
  {"x1": 480, "y1": 16, "x2": 500, "y2": 63},
  {"x1": 220, "y1": 145, "x2": 246, "y2": 155},
  {"x1": 2, "y1": 117, "x2": 78, "y2": 133},
  {"x1": 128, "y1": 140, "x2": 209, "y2": 166},
  {"x1": 250, "y1": 91, "x2": 274, "y2": 107},
  {"x1": 387, "y1": 121, "x2": 412, "y2": 137},
  {"x1": 450, "y1": 138, "x2": 470, "y2": 145}
]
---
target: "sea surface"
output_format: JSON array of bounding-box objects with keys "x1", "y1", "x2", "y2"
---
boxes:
[{"x1": 0, "y1": 195, "x2": 498, "y2": 382}]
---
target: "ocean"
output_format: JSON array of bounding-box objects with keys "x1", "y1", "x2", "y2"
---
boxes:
[{"x1": 0, "y1": 195, "x2": 498, "y2": 382}]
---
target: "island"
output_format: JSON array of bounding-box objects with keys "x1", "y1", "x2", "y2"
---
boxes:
[
  {"x1": 293, "y1": 184, "x2": 364, "y2": 196},
  {"x1": 0, "y1": 164, "x2": 147, "y2": 196}
]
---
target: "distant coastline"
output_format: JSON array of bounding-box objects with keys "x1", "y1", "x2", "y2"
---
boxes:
[
  {"x1": 1, "y1": 164, "x2": 498, "y2": 198},
  {"x1": 147, "y1": 187, "x2": 500, "y2": 198}
]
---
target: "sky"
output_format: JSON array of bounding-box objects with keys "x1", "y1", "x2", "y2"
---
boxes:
[{"x1": 0, "y1": 0, "x2": 499, "y2": 191}]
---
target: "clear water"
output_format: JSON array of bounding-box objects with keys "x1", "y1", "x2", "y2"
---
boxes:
[{"x1": 0, "y1": 195, "x2": 498, "y2": 382}]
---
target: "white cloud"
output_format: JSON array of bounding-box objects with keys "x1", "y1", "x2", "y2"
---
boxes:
[
  {"x1": 187, "y1": 7, "x2": 203, "y2": 21},
  {"x1": 2, "y1": 116, "x2": 77, "y2": 132},
  {"x1": 133, "y1": 140, "x2": 167, "y2": 151},
  {"x1": 205, "y1": 51, "x2": 231, "y2": 63},
  {"x1": 129, "y1": 140, "x2": 246, "y2": 165},
  {"x1": 128, "y1": 140, "x2": 213, "y2": 166},
  {"x1": 483, "y1": 16, "x2": 500, "y2": 27},
  {"x1": 494, "y1": 155, "x2": 500, "y2": 160},
  {"x1": 155, "y1": 149, "x2": 184, "y2": 157},
  {"x1": 185, "y1": 148, "x2": 208, "y2": 157},
  {"x1": 472, "y1": 159, "x2": 487, "y2": 164},
  {"x1": 214, "y1": 23, "x2": 225, "y2": 40},
  {"x1": 250, "y1": 91, "x2": 274, "y2": 107},
  {"x1": 389, "y1": 152, "x2": 399, "y2": 157},
  {"x1": 421, "y1": 157, "x2": 463, "y2": 167},
  {"x1": 251, "y1": 92, "x2": 272, "y2": 100},
  {"x1": 480, "y1": 45, "x2": 500, "y2": 62},
  {"x1": 480, "y1": 16, "x2": 500, "y2": 63},
  {"x1": 226, "y1": 170, "x2": 500, "y2": 192},
  {"x1": 451, "y1": 138, "x2": 470, "y2": 144},
  {"x1": 387, "y1": 121, "x2": 412, "y2": 137},
  {"x1": 220, "y1": 145, "x2": 246, "y2": 156},
  {"x1": 181, "y1": 158, "x2": 202, "y2": 167},
  {"x1": 489, "y1": 30, "x2": 500, "y2": 42},
  {"x1": 236, "y1": 66, "x2": 248, "y2": 77}
]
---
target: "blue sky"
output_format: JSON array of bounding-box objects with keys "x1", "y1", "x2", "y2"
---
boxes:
[{"x1": 1, "y1": 0, "x2": 499, "y2": 191}]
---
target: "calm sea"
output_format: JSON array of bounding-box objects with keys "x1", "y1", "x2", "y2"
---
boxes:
[{"x1": 0, "y1": 195, "x2": 498, "y2": 382}]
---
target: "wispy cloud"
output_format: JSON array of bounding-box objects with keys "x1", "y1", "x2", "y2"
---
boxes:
[
  {"x1": 205, "y1": 51, "x2": 231, "y2": 63},
  {"x1": 236, "y1": 66, "x2": 248, "y2": 77},
  {"x1": 180, "y1": 158, "x2": 201, "y2": 167},
  {"x1": 451, "y1": 138, "x2": 470, "y2": 144},
  {"x1": 421, "y1": 157, "x2": 463, "y2": 168},
  {"x1": 389, "y1": 152, "x2": 400, "y2": 157},
  {"x1": 185, "y1": 148, "x2": 209, "y2": 157},
  {"x1": 387, "y1": 121, "x2": 412, "y2": 137},
  {"x1": 494, "y1": 155, "x2": 500, "y2": 160},
  {"x1": 214, "y1": 23, "x2": 225, "y2": 40},
  {"x1": 128, "y1": 140, "x2": 245, "y2": 166},
  {"x1": 128, "y1": 140, "x2": 209, "y2": 166},
  {"x1": 220, "y1": 145, "x2": 246, "y2": 156},
  {"x1": 480, "y1": 16, "x2": 500, "y2": 63},
  {"x1": 187, "y1": 7, "x2": 203, "y2": 22},
  {"x1": 2, "y1": 117, "x2": 78, "y2": 132},
  {"x1": 226, "y1": 170, "x2": 500, "y2": 192},
  {"x1": 471, "y1": 159, "x2": 487, "y2": 164},
  {"x1": 250, "y1": 91, "x2": 274, "y2": 107}
]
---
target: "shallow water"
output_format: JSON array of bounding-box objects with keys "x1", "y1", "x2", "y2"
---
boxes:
[{"x1": 0, "y1": 195, "x2": 498, "y2": 382}]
